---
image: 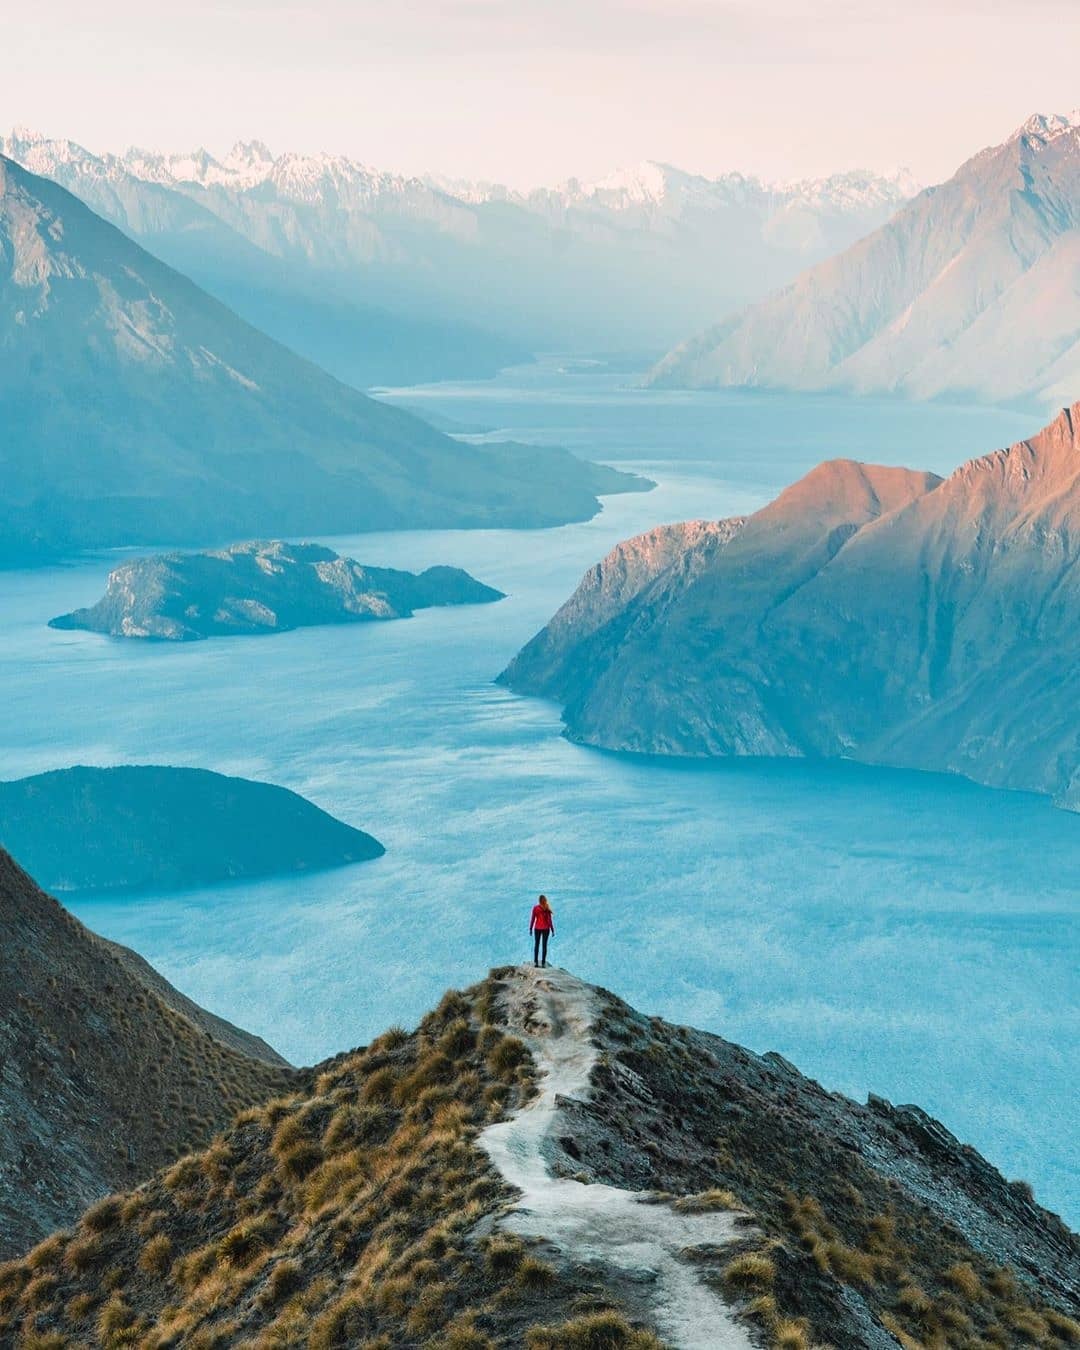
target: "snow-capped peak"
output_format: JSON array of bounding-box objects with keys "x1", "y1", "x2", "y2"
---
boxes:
[
  {"x1": 223, "y1": 140, "x2": 275, "y2": 174},
  {"x1": 1013, "y1": 111, "x2": 1080, "y2": 143}
]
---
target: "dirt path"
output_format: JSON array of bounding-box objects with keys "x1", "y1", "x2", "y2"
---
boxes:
[{"x1": 480, "y1": 965, "x2": 756, "y2": 1350}]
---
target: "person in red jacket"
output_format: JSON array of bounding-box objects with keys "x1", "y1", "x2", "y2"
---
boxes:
[{"x1": 530, "y1": 894, "x2": 555, "y2": 968}]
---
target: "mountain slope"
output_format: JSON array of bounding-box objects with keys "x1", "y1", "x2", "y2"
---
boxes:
[
  {"x1": 502, "y1": 404, "x2": 1080, "y2": 808},
  {"x1": 0, "y1": 964, "x2": 1075, "y2": 1347},
  {"x1": 649, "y1": 113, "x2": 1080, "y2": 407},
  {"x1": 0, "y1": 154, "x2": 642, "y2": 565},
  {"x1": 0, "y1": 131, "x2": 527, "y2": 388},
  {"x1": 3, "y1": 129, "x2": 915, "y2": 354},
  {"x1": 0, "y1": 849, "x2": 300, "y2": 1257}
]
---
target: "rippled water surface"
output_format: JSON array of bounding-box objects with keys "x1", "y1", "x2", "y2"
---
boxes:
[{"x1": 2, "y1": 363, "x2": 1076, "y2": 1223}]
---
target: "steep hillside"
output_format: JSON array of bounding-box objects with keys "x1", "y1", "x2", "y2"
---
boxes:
[
  {"x1": 0, "y1": 766, "x2": 383, "y2": 892},
  {"x1": 0, "y1": 965, "x2": 1075, "y2": 1348},
  {"x1": 501, "y1": 404, "x2": 1080, "y2": 808},
  {"x1": 0, "y1": 132, "x2": 526, "y2": 388},
  {"x1": 50, "y1": 540, "x2": 504, "y2": 641},
  {"x1": 0, "y1": 850, "x2": 299, "y2": 1257},
  {"x1": 649, "y1": 113, "x2": 1080, "y2": 407},
  {"x1": 2, "y1": 129, "x2": 914, "y2": 355},
  {"x1": 0, "y1": 155, "x2": 642, "y2": 566},
  {"x1": 501, "y1": 520, "x2": 746, "y2": 698}
]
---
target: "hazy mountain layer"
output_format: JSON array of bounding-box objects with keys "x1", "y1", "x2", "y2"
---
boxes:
[
  {"x1": 0, "y1": 765, "x2": 383, "y2": 892},
  {"x1": 650, "y1": 113, "x2": 1080, "y2": 407},
  {"x1": 503, "y1": 404, "x2": 1080, "y2": 809},
  {"x1": 0, "y1": 155, "x2": 643, "y2": 565},
  {"x1": 3, "y1": 129, "x2": 914, "y2": 356},
  {"x1": 0, "y1": 962, "x2": 1074, "y2": 1346},
  {"x1": 0, "y1": 849, "x2": 300, "y2": 1256},
  {"x1": 50, "y1": 540, "x2": 504, "y2": 641}
]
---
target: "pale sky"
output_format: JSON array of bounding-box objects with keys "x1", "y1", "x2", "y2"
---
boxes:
[{"x1": 4, "y1": 0, "x2": 1079, "y2": 188}]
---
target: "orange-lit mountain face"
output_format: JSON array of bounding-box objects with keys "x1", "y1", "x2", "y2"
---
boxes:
[{"x1": 503, "y1": 404, "x2": 1080, "y2": 809}]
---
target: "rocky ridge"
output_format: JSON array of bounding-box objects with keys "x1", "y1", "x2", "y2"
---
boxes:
[{"x1": 0, "y1": 960, "x2": 1075, "y2": 1348}]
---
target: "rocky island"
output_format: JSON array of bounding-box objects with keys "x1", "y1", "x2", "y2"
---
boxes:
[
  {"x1": 0, "y1": 765, "x2": 384, "y2": 892},
  {"x1": 50, "y1": 539, "x2": 504, "y2": 641},
  {"x1": 502, "y1": 403, "x2": 1080, "y2": 811}
]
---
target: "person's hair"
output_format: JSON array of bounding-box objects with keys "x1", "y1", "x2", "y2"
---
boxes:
[{"x1": 538, "y1": 894, "x2": 550, "y2": 908}]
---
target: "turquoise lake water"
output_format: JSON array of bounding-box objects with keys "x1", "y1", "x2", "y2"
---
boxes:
[{"x1": 1, "y1": 361, "x2": 1075, "y2": 1224}]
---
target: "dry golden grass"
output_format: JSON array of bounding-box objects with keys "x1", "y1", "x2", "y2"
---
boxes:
[
  {"x1": 523, "y1": 1310, "x2": 665, "y2": 1349},
  {"x1": 672, "y1": 1188, "x2": 741, "y2": 1214},
  {"x1": 722, "y1": 1251, "x2": 776, "y2": 1290}
]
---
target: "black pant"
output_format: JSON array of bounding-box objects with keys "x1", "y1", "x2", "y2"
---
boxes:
[{"x1": 533, "y1": 929, "x2": 550, "y2": 964}]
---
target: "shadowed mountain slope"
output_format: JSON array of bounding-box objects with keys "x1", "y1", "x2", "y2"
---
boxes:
[
  {"x1": 0, "y1": 849, "x2": 300, "y2": 1258},
  {"x1": 0, "y1": 155, "x2": 643, "y2": 565},
  {"x1": 502, "y1": 404, "x2": 1080, "y2": 809}
]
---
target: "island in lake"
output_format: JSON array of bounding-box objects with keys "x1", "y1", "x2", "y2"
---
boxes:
[
  {"x1": 0, "y1": 765, "x2": 384, "y2": 892},
  {"x1": 49, "y1": 540, "x2": 504, "y2": 641}
]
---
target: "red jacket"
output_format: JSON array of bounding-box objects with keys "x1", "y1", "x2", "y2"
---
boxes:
[{"x1": 530, "y1": 904, "x2": 554, "y2": 932}]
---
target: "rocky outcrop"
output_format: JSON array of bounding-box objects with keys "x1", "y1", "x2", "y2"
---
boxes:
[
  {"x1": 0, "y1": 765, "x2": 384, "y2": 892},
  {"x1": 500, "y1": 520, "x2": 745, "y2": 697},
  {"x1": 0, "y1": 154, "x2": 647, "y2": 566},
  {"x1": 50, "y1": 540, "x2": 504, "y2": 641},
  {"x1": 502, "y1": 404, "x2": 1080, "y2": 809},
  {"x1": 0, "y1": 963, "x2": 1075, "y2": 1346},
  {"x1": 649, "y1": 112, "x2": 1080, "y2": 408},
  {"x1": 0, "y1": 849, "x2": 301, "y2": 1257}
]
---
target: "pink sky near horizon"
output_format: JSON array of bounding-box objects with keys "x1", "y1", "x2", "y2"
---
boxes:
[{"x1": 4, "y1": 0, "x2": 1079, "y2": 188}]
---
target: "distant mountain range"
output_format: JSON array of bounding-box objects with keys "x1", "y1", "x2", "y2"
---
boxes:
[
  {"x1": 650, "y1": 112, "x2": 1080, "y2": 408},
  {"x1": 0, "y1": 154, "x2": 643, "y2": 565},
  {"x1": 502, "y1": 402, "x2": 1080, "y2": 810},
  {"x1": 2, "y1": 128, "x2": 915, "y2": 365}
]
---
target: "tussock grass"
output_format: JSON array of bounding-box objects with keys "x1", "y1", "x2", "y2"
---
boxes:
[
  {"x1": 673, "y1": 1188, "x2": 741, "y2": 1214},
  {"x1": 722, "y1": 1251, "x2": 776, "y2": 1289},
  {"x1": 523, "y1": 1310, "x2": 665, "y2": 1349}
]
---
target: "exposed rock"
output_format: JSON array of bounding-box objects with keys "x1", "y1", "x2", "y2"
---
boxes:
[
  {"x1": 0, "y1": 849, "x2": 301, "y2": 1257},
  {"x1": 650, "y1": 112, "x2": 1080, "y2": 407},
  {"x1": 0, "y1": 765, "x2": 384, "y2": 892},
  {"x1": 502, "y1": 404, "x2": 1080, "y2": 809},
  {"x1": 50, "y1": 539, "x2": 504, "y2": 641},
  {"x1": 500, "y1": 520, "x2": 745, "y2": 697}
]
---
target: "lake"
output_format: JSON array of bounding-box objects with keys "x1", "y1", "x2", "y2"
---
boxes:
[{"x1": 1, "y1": 359, "x2": 1076, "y2": 1225}]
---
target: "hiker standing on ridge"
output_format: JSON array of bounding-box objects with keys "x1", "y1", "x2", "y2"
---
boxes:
[{"x1": 530, "y1": 894, "x2": 555, "y2": 968}]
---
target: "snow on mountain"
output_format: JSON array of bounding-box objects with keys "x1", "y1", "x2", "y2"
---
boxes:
[
  {"x1": 649, "y1": 113, "x2": 1080, "y2": 407},
  {"x1": 2, "y1": 126, "x2": 917, "y2": 351}
]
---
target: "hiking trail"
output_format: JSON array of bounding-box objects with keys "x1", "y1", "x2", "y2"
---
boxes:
[{"x1": 480, "y1": 965, "x2": 756, "y2": 1350}]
